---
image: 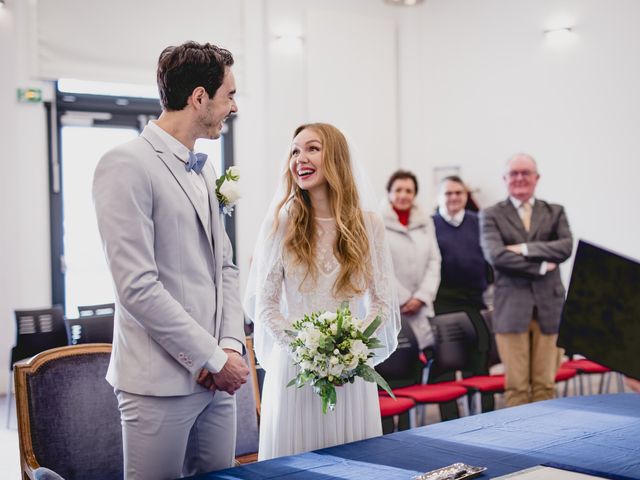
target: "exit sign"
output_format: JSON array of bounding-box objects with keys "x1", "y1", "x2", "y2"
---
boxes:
[{"x1": 17, "y1": 88, "x2": 43, "y2": 103}]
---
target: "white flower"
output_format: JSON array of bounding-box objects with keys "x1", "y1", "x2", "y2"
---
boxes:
[
  {"x1": 329, "y1": 362, "x2": 345, "y2": 377},
  {"x1": 226, "y1": 165, "x2": 240, "y2": 180},
  {"x1": 329, "y1": 356, "x2": 339, "y2": 365},
  {"x1": 329, "y1": 323, "x2": 338, "y2": 335},
  {"x1": 352, "y1": 317, "x2": 364, "y2": 330},
  {"x1": 318, "y1": 311, "x2": 337, "y2": 322},
  {"x1": 350, "y1": 339, "x2": 369, "y2": 360},
  {"x1": 345, "y1": 354, "x2": 360, "y2": 370},
  {"x1": 219, "y1": 180, "x2": 241, "y2": 204},
  {"x1": 299, "y1": 328, "x2": 322, "y2": 352},
  {"x1": 300, "y1": 360, "x2": 314, "y2": 371}
]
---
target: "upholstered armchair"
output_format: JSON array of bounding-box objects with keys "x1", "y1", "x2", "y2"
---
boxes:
[{"x1": 14, "y1": 344, "x2": 123, "y2": 480}]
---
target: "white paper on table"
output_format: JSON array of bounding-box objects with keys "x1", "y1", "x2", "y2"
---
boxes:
[{"x1": 494, "y1": 465, "x2": 607, "y2": 479}]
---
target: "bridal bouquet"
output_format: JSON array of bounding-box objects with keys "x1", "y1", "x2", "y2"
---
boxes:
[{"x1": 287, "y1": 301, "x2": 395, "y2": 413}]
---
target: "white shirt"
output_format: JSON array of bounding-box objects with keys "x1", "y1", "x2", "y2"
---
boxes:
[
  {"x1": 438, "y1": 206, "x2": 465, "y2": 227},
  {"x1": 147, "y1": 121, "x2": 241, "y2": 373}
]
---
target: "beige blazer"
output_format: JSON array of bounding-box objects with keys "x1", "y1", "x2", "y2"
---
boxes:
[{"x1": 93, "y1": 126, "x2": 245, "y2": 396}]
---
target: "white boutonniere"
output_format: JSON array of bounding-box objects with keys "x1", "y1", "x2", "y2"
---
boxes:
[{"x1": 215, "y1": 166, "x2": 241, "y2": 216}]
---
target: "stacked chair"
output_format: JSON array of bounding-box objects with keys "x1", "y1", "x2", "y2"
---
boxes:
[
  {"x1": 431, "y1": 310, "x2": 578, "y2": 413},
  {"x1": 375, "y1": 324, "x2": 469, "y2": 431},
  {"x1": 65, "y1": 302, "x2": 116, "y2": 345},
  {"x1": 429, "y1": 311, "x2": 504, "y2": 414},
  {"x1": 6, "y1": 306, "x2": 69, "y2": 428},
  {"x1": 561, "y1": 357, "x2": 624, "y2": 395}
]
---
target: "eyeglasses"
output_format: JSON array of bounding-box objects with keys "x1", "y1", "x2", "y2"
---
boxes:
[
  {"x1": 507, "y1": 170, "x2": 537, "y2": 179},
  {"x1": 444, "y1": 190, "x2": 466, "y2": 197}
]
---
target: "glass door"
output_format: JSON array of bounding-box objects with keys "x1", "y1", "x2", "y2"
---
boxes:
[{"x1": 60, "y1": 124, "x2": 138, "y2": 316}]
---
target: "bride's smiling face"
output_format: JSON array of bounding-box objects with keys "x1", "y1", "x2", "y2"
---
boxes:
[{"x1": 289, "y1": 128, "x2": 327, "y2": 192}]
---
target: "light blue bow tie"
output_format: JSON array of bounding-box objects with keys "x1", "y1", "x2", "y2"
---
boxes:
[{"x1": 185, "y1": 151, "x2": 208, "y2": 174}]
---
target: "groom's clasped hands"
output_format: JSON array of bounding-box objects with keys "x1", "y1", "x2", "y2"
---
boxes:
[{"x1": 197, "y1": 349, "x2": 249, "y2": 394}]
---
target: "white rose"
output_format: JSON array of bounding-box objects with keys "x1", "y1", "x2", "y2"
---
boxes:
[
  {"x1": 350, "y1": 339, "x2": 369, "y2": 360},
  {"x1": 316, "y1": 364, "x2": 328, "y2": 377},
  {"x1": 226, "y1": 166, "x2": 240, "y2": 180},
  {"x1": 329, "y1": 363, "x2": 345, "y2": 377},
  {"x1": 318, "y1": 311, "x2": 338, "y2": 322},
  {"x1": 299, "y1": 326, "x2": 321, "y2": 351},
  {"x1": 352, "y1": 317, "x2": 364, "y2": 330},
  {"x1": 300, "y1": 360, "x2": 314, "y2": 371},
  {"x1": 346, "y1": 354, "x2": 360, "y2": 370},
  {"x1": 219, "y1": 180, "x2": 241, "y2": 204}
]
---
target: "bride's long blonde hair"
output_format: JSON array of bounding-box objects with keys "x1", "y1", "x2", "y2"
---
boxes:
[{"x1": 274, "y1": 123, "x2": 372, "y2": 297}]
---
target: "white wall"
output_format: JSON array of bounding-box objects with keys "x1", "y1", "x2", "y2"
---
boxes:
[
  {"x1": 1, "y1": 0, "x2": 51, "y2": 395},
  {"x1": 401, "y1": 0, "x2": 640, "y2": 269},
  {"x1": 1, "y1": 0, "x2": 640, "y2": 394}
]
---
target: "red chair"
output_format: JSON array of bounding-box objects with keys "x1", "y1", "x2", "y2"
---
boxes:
[
  {"x1": 555, "y1": 366, "x2": 578, "y2": 397},
  {"x1": 561, "y1": 359, "x2": 622, "y2": 394},
  {"x1": 376, "y1": 325, "x2": 470, "y2": 425},
  {"x1": 429, "y1": 312, "x2": 504, "y2": 414},
  {"x1": 387, "y1": 383, "x2": 470, "y2": 424},
  {"x1": 379, "y1": 395, "x2": 416, "y2": 432}
]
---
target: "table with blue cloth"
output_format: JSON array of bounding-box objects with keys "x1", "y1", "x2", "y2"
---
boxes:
[{"x1": 187, "y1": 394, "x2": 640, "y2": 480}]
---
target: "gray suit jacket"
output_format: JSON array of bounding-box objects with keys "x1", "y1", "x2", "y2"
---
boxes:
[
  {"x1": 480, "y1": 199, "x2": 573, "y2": 334},
  {"x1": 93, "y1": 126, "x2": 245, "y2": 396}
]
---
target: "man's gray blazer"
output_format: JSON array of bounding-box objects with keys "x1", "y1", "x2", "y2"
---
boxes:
[
  {"x1": 93, "y1": 126, "x2": 245, "y2": 396},
  {"x1": 480, "y1": 199, "x2": 573, "y2": 334}
]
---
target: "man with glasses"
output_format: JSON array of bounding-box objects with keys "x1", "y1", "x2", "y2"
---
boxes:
[
  {"x1": 433, "y1": 175, "x2": 490, "y2": 313},
  {"x1": 480, "y1": 153, "x2": 573, "y2": 407}
]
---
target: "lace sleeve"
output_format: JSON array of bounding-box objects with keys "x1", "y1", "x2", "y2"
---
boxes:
[
  {"x1": 244, "y1": 213, "x2": 293, "y2": 369},
  {"x1": 256, "y1": 253, "x2": 291, "y2": 349},
  {"x1": 362, "y1": 212, "x2": 401, "y2": 364}
]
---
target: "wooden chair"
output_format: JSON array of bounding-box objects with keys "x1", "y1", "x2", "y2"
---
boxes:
[
  {"x1": 6, "y1": 306, "x2": 68, "y2": 428},
  {"x1": 14, "y1": 344, "x2": 122, "y2": 480},
  {"x1": 234, "y1": 337, "x2": 261, "y2": 465}
]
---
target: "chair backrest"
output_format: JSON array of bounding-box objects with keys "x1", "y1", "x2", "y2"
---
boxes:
[
  {"x1": 14, "y1": 344, "x2": 123, "y2": 480},
  {"x1": 480, "y1": 309, "x2": 501, "y2": 368},
  {"x1": 375, "y1": 322, "x2": 422, "y2": 388},
  {"x1": 11, "y1": 307, "x2": 69, "y2": 368},
  {"x1": 77, "y1": 303, "x2": 115, "y2": 317},
  {"x1": 235, "y1": 337, "x2": 260, "y2": 460},
  {"x1": 429, "y1": 311, "x2": 478, "y2": 379},
  {"x1": 65, "y1": 314, "x2": 115, "y2": 344}
]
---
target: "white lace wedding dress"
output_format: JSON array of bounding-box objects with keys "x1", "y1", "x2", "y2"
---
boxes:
[{"x1": 256, "y1": 216, "x2": 393, "y2": 460}]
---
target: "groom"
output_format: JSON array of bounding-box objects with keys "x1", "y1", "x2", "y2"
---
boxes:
[{"x1": 93, "y1": 41, "x2": 248, "y2": 479}]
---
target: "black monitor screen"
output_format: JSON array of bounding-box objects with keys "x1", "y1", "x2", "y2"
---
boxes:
[{"x1": 558, "y1": 240, "x2": 640, "y2": 380}]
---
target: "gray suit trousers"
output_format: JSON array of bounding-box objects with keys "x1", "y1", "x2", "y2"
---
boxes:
[{"x1": 116, "y1": 389, "x2": 236, "y2": 480}]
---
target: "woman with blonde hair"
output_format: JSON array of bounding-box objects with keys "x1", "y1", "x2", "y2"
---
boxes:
[{"x1": 244, "y1": 123, "x2": 400, "y2": 459}]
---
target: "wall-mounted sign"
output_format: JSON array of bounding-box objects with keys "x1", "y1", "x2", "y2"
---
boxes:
[{"x1": 17, "y1": 88, "x2": 43, "y2": 103}]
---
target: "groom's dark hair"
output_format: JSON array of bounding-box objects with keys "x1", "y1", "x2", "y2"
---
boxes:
[{"x1": 157, "y1": 41, "x2": 234, "y2": 111}]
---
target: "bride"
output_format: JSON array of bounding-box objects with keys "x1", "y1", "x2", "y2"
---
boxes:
[{"x1": 244, "y1": 123, "x2": 401, "y2": 460}]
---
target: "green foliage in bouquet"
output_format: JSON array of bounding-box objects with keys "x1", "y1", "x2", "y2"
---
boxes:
[{"x1": 286, "y1": 301, "x2": 395, "y2": 413}]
